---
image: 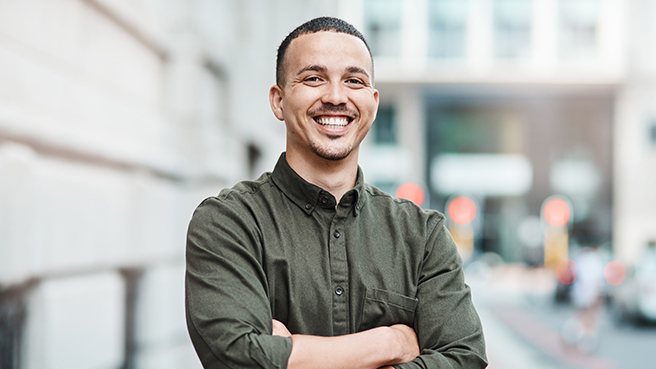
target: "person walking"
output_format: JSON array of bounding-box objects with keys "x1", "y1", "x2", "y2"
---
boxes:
[{"x1": 563, "y1": 244, "x2": 605, "y2": 353}]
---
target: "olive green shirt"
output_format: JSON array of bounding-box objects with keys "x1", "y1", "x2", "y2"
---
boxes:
[{"x1": 185, "y1": 153, "x2": 487, "y2": 369}]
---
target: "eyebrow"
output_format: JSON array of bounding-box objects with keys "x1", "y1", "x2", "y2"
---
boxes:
[
  {"x1": 345, "y1": 66, "x2": 370, "y2": 77},
  {"x1": 296, "y1": 64, "x2": 371, "y2": 78},
  {"x1": 296, "y1": 64, "x2": 327, "y2": 75}
]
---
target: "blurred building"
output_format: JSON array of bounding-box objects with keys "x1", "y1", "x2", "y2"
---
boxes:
[
  {"x1": 0, "y1": 0, "x2": 338, "y2": 368},
  {"x1": 342, "y1": 0, "x2": 656, "y2": 265}
]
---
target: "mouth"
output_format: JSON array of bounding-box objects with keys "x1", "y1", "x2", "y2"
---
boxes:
[{"x1": 313, "y1": 115, "x2": 354, "y2": 128}]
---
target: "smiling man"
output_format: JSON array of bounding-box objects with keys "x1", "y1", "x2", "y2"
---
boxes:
[{"x1": 185, "y1": 17, "x2": 487, "y2": 369}]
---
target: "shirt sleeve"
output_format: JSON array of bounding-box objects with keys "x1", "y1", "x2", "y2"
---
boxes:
[
  {"x1": 185, "y1": 196, "x2": 292, "y2": 369},
  {"x1": 395, "y1": 216, "x2": 487, "y2": 369}
]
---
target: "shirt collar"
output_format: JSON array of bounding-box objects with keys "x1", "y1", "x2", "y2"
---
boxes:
[{"x1": 271, "y1": 153, "x2": 366, "y2": 216}]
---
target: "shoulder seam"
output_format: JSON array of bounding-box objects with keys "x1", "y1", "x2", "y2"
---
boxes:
[{"x1": 217, "y1": 174, "x2": 274, "y2": 200}]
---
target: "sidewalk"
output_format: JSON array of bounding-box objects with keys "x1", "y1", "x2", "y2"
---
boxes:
[
  {"x1": 468, "y1": 265, "x2": 561, "y2": 369},
  {"x1": 468, "y1": 264, "x2": 616, "y2": 369}
]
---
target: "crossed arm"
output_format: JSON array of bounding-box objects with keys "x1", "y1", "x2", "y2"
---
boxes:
[
  {"x1": 271, "y1": 319, "x2": 419, "y2": 369},
  {"x1": 186, "y1": 198, "x2": 487, "y2": 369}
]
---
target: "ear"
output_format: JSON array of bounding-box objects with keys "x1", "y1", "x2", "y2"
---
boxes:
[
  {"x1": 371, "y1": 88, "x2": 380, "y2": 121},
  {"x1": 269, "y1": 84, "x2": 285, "y2": 121},
  {"x1": 372, "y1": 88, "x2": 380, "y2": 107}
]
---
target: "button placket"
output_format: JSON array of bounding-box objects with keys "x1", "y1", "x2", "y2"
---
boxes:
[{"x1": 329, "y1": 212, "x2": 349, "y2": 334}]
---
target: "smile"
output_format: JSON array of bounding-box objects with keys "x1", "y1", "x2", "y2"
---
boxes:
[{"x1": 314, "y1": 116, "x2": 352, "y2": 127}]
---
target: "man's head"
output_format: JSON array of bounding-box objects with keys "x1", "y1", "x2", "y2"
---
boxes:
[
  {"x1": 269, "y1": 17, "x2": 379, "y2": 164},
  {"x1": 276, "y1": 17, "x2": 373, "y2": 87}
]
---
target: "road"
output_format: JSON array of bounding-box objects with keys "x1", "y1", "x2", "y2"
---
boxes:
[{"x1": 468, "y1": 264, "x2": 656, "y2": 369}]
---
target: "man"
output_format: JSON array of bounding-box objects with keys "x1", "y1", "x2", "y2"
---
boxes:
[{"x1": 186, "y1": 16, "x2": 487, "y2": 369}]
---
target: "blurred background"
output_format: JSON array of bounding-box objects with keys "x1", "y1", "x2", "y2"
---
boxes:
[{"x1": 1, "y1": 0, "x2": 655, "y2": 368}]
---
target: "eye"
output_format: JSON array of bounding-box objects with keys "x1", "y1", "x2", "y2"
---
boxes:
[
  {"x1": 303, "y1": 76, "x2": 324, "y2": 85},
  {"x1": 345, "y1": 78, "x2": 366, "y2": 87}
]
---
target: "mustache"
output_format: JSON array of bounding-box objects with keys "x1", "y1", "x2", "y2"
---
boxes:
[{"x1": 308, "y1": 104, "x2": 357, "y2": 117}]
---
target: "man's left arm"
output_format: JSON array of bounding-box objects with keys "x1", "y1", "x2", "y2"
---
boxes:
[{"x1": 396, "y1": 217, "x2": 487, "y2": 369}]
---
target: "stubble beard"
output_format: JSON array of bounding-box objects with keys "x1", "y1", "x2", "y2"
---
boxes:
[{"x1": 310, "y1": 140, "x2": 353, "y2": 161}]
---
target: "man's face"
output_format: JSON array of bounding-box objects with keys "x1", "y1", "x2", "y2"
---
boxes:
[{"x1": 270, "y1": 31, "x2": 379, "y2": 162}]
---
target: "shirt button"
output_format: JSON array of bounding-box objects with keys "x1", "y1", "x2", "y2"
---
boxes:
[
  {"x1": 305, "y1": 203, "x2": 312, "y2": 210},
  {"x1": 335, "y1": 286, "x2": 344, "y2": 296},
  {"x1": 319, "y1": 196, "x2": 328, "y2": 204},
  {"x1": 333, "y1": 230, "x2": 341, "y2": 238}
]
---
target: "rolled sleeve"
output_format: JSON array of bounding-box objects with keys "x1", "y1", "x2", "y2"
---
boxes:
[
  {"x1": 185, "y1": 196, "x2": 292, "y2": 369},
  {"x1": 395, "y1": 217, "x2": 487, "y2": 369}
]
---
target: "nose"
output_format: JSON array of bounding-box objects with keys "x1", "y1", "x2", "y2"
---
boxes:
[{"x1": 321, "y1": 82, "x2": 348, "y2": 105}]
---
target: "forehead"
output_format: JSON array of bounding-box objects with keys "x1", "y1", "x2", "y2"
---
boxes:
[{"x1": 284, "y1": 31, "x2": 373, "y2": 75}]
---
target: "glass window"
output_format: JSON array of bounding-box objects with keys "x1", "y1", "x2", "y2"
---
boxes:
[
  {"x1": 428, "y1": 0, "x2": 468, "y2": 60},
  {"x1": 364, "y1": 0, "x2": 403, "y2": 58},
  {"x1": 558, "y1": 0, "x2": 599, "y2": 60},
  {"x1": 493, "y1": 0, "x2": 532, "y2": 60},
  {"x1": 372, "y1": 105, "x2": 398, "y2": 145}
]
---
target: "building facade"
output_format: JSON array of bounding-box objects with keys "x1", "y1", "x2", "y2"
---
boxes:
[
  {"x1": 0, "y1": 0, "x2": 338, "y2": 368},
  {"x1": 341, "y1": 0, "x2": 656, "y2": 264}
]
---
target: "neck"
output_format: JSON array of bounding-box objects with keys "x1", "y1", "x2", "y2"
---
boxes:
[{"x1": 286, "y1": 150, "x2": 359, "y2": 202}]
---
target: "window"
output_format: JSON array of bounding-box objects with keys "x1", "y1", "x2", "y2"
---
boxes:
[
  {"x1": 428, "y1": 0, "x2": 468, "y2": 60},
  {"x1": 493, "y1": 0, "x2": 532, "y2": 60},
  {"x1": 558, "y1": 0, "x2": 599, "y2": 60},
  {"x1": 372, "y1": 105, "x2": 398, "y2": 145},
  {"x1": 364, "y1": 0, "x2": 403, "y2": 58}
]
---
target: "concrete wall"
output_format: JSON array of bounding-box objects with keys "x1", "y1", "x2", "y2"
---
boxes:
[{"x1": 0, "y1": 0, "x2": 338, "y2": 367}]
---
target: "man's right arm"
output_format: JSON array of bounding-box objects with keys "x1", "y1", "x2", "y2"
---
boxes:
[
  {"x1": 185, "y1": 197, "x2": 419, "y2": 369},
  {"x1": 273, "y1": 319, "x2": 419, "y2": 369}
]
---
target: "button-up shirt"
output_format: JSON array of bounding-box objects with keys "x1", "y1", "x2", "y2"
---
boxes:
[{"x1": 185, "y1": 153, "x2": 487, "y2": 369}]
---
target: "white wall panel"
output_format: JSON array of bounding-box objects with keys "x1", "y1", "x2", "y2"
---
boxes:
[
  {"x1": 30, "y1": 158, "x2": 134, "y2": 272},
  {"x1": 24, "y1": 272, "x2": 125, "y2": 369},
  {"x1": 134, "y1": 264, "x2": 186, "y2": 346},
  {"x1": 130, "y1": 176, "x2": 187, "y2": 262},
  {"x1": 0, "y1": 0, "x2": 183, "y2": 175},
  {"x1": 136, "y1": 343, "x2": 203, "y2": 369},
  {"x1": 0, "y1": 143, "x2": 38, "y2": 284}
]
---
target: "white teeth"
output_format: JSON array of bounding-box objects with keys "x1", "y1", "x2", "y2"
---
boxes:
[{"x1": 316, "y1": 117, "x2": 349, "y2": 126}]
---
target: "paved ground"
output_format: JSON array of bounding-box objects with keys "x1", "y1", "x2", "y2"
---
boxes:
[{"x1": 468, "y1": 264, "x2": 656, "y2": 369}]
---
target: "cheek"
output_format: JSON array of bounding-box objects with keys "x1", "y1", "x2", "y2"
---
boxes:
[
  {"x1": 355, "y1": 93, "x2": 378, "y2": 114},
  {"x1": 285, "y1": 96, "x2": 318, "y2": 119}
]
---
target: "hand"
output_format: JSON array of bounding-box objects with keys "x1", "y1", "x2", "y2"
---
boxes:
[
  {"x1": 388, "y1": 324, "x2": 420, "y2": 363},
  {"x1": 272, "y1": 319, "x2": 292, "y2": 337}
]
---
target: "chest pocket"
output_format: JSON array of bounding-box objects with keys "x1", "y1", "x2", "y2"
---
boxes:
[{"x1": 358, "y1": 288, "x2": 418, "y2": 331}]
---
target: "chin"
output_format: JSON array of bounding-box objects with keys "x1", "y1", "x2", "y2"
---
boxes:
[{"x1": 311, "y1": 146, "x2": 353, "y2": 161}]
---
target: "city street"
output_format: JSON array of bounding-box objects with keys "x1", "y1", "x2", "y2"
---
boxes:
[{"x1": 469, "y1": 265, "x2": 656, "y2": 369}]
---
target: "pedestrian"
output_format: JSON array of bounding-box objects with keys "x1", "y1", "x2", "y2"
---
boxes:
[
  {"x1": 185, "y1": 16, "x2": 487, "y2": 369},
  {"x1": 562, "y1": 244, "x2": 605, "y2": 353}
]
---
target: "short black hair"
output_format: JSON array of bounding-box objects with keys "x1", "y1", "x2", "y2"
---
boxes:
[{"x1": 275, "y1": 16, "x2": 373, "y2": 86}]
